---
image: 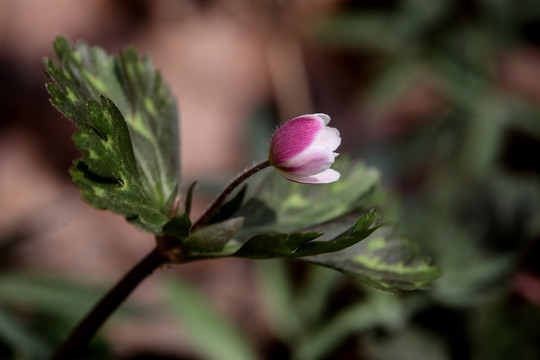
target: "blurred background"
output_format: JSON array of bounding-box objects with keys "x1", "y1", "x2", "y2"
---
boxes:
[{"x1": 1, "y1": 0, "x2": 540, "y2": 359}]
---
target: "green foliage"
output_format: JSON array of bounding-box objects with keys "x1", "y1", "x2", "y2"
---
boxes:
[
  {"x1": 183, "y1": 217, "x2": 244, "y2": 256},
  {"x1": 237, "y1": 159, "x2": 381, "y2": 238},
  {"x1": 307, "y1": 234, "x2": 442, "y2": 291},
  {"x1": 232, "y1": 162, "x2": 440, "y2": 291},
  {"x1": 235, "y1": 232, "x2": 324, "y2": 259},
  {"x1": 30, "y1": 0, "x2": 540, "y2": 356},
  {"x1": 307, "y1": 1, "x2": 540, "y2": 357},
  {"x1": 44, "y1": 37, "x2": 439, "y2": 292},
  {"x1": 0, "y1": 307, "x2": 49, "y2": 359},
  {"x1": 44, "y1": 36, "x2": 180, "y2": 233},
  {"x1": 0, "y1": 273, "x2": 120, "y2": 359},
  {"x1": 253, "y1": 259, "x2": 436, "y2": 360},
  {"x1": 235, "y1": 210, "x2": 381, "y2": 259},
  {"x1": 166, "y1": 279, "x2": 257, "y2": 360},
  {"x1": 205, "y1": 185, "x2": 248, "y2": 226}
]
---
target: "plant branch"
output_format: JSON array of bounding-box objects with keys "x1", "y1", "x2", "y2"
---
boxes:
[
  {"x1": 50, "y1": 247, "x2": 167, "y2": 360},
  {"x1": 191, "y1": 160, "x2": 271, "y2": 231}
]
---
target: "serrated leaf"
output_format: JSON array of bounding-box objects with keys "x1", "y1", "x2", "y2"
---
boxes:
[
  {"x1": 305, "y1": 231, "x2": 442, "y2": 291},
  {"x1": 69, "y1": 97, "x2": 169, "y2": 232},
  {"x1": 44, "y1": 36, "x2": 180, "y2": 233}
]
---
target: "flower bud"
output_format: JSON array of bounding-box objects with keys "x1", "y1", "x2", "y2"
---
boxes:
[{"x1": 269, "y1": 113, "x2": 341, "y2": 184}]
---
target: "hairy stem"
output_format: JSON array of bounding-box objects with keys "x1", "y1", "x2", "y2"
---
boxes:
[
  {"x1": 191, "y1": 160, "x2": 271, "y2": 231},
  {"x1": 50, "y1": 248, "x2": 167, "y2": 360}
]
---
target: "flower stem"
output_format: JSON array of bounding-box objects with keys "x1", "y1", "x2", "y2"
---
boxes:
[
  {"x1": 191, "y1": 160, "x2": 271, "y2": 231},
  {"x1": 50, "y1": 248, "x2": 167, "y2": 360}
]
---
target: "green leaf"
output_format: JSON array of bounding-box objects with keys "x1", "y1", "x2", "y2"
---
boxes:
[
  {"x1": 166, "y1": 279, "x2": 257, "y2": 360},
  {"x1": 234, "y1": 210, "x2": 380, "y2": 260},
  {"x1": 237, "y1": 159, "x2": 381, "y2": 242},
  {"x1": 234, "y1": 232, "x2": 323, "y2": 259},
  {"x1": 305, "y1": 231, "x2": 442, "y2": 291},
  {"x1": 231, "y1": 158, "x2": 438, "y2": 290},
  {"x1": 69, "y1": 97, "x2": 169, "y2": 233},
  {"x1": 44, "y1": 36, "x2": 180, "y2": 233},
  {"x1": 184, "y1": 181, "x2": 198, "y2": 215},
  {"x1": 162, "y1": 213, "x2": 192, "y2": 238},
  {"x1": 183, "y1": 218, "x2": 245, "y2": 256},
  {"x1": 205, "y1": 185, "x2": 248, "y2": 226},
  {"x1": 293, "y1": 210, "x2": 382, "y2": 257}
]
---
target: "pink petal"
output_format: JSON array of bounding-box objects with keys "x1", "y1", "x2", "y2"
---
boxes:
[
  {"x1": 269, "y1": 116, "x2": 323, "y2": 165},
  {"x1": 313, "y1": 126, "x2": 341, "y2": 151},
  {"x1": 280, "y1": 168, "x2": 341, "y2": 184},
  {"x1": 279, "y1": 144, "x2": 336, "y2": 176}
]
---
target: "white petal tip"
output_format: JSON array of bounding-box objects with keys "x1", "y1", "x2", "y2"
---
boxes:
[
  {"x1": 314, "y1": 113, "x2": 331, "y2": 125},
  {"x1": 281, "y1": 169, "x2": 341, "y2": 184}
]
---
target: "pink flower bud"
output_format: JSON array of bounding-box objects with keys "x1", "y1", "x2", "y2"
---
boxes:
[{"x1": 269, "y1": 113, "x2": 341, "y2": 184}]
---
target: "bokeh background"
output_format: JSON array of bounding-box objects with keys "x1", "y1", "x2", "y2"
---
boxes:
[{"x1": 2, "y1": 0, "x2": 540, "y2": 359}]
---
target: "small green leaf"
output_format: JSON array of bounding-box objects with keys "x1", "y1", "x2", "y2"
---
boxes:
[
  {"x1": 183, "y1": 218, "x2": 245, "y2": 256},
  {"x1": 162, "y1": 213, "x2": 192, "y2": 238},
  {"x1": 351, "y1": 209, "x2": 383, "y2": 236},
  {"x1": 293, "y1": 210, "x2": 382, "y2": 257},
  {"x1": 184, "y1": 181, "x2": 198, "y2": 215},
  {"x1": 163, "y1": 183, "x2": 181, "y2": 217},
  {"x1": 44, "y1": 36, "x2": 180, "y2": 233},
  {"x1": 235, "y1": 232, "x2": 323, "y2": 259},
  {"x1": 205, "y1": 185, "x2": 248, "y2": 226},
  {"x1": 234, "y1": 211, "x2": 381, "y2": 260}
]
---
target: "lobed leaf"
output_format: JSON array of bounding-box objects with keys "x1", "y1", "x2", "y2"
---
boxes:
[
  {"x1": 44, "y1": 36, "x2": 181, "y2": 233},
  {"x1": 69, "y1": 97, "x2": 169, "y2": 233},
  {"x1": 306, "y1": 231, "x2": 442, "y2": 291}
]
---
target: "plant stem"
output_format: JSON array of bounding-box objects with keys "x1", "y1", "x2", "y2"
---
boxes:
[
  {"x1": 50, "y1": 248, "x2": 167, "y2": 360},
  {"x1": 51, "y1": 160, "x2": 270, "y2": 359},
  {"x1": 191, "y1": 160, "x2": 271, "y2": 231}
]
